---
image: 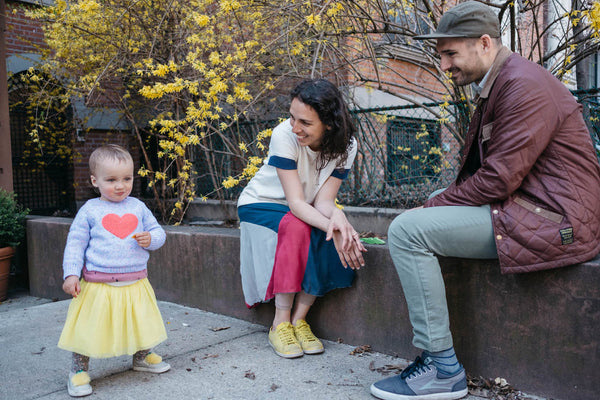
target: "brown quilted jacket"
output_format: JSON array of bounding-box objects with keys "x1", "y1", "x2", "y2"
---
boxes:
[{"x1": 425, "y1": 47, "x2": 600, "y2": 273}]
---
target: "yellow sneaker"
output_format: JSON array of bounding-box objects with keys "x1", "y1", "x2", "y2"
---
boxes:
[
  {"x1": 294, "y1": 319, "x2": 324, "y2": 354},
  {"x1": 132, "y1": 352, "x2": 171, "y2": 373},
  {"x1": 67, "y1": 371, "x2": 92, "y2": 397},
  {"x1": 268, "y1": 322, "x2": 303, "y2": 358}
]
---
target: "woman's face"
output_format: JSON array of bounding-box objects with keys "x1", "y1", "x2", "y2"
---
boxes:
[{"x1": 289, "y1": 98, "x2": 329, "y2": 151}]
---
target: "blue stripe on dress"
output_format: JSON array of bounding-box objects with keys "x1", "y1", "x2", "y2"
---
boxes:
[
  {"x1": 268, "y1": 155, "x2": 297, "y2": 170},
  {"x1": 331, "y1": 168, "x2": 350, "y2": 180},
  {"x1": 238, "y1": 203, "x2": 289, "y2": 232}
]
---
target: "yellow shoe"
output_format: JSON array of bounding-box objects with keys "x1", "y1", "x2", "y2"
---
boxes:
[
  {"x1": 294, "y1": 319, "x2": 324, "y2": 354},
  {"x1": 67, "y1": 371, "x2": 92, "y2": 397},
  {"x1": 132, "y1": 352, "x2": 171, "y2": 373},
  {"x1": 268, "y1": 322, "x2": 303, "y2": 358}
]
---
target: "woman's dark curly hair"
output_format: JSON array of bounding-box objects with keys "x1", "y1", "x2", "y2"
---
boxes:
[{"x1": 291, "y1": 79, "x2": 355, "y2": 170}]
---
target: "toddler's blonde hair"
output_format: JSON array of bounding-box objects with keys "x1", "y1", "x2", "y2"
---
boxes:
[{"x1": 89, "y1": 144, "x2": 133, "y2": 175}]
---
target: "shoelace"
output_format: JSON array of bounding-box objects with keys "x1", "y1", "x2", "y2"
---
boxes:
[
  {"x1": 278, "y1": 325, "x2": 298, "y2": 345},
  {"x1": 400, "y1": 356, "x2": 432, "y2": 379},
  {"x1": 295, "y1": 324, "x2": 317, "y2": 342}
]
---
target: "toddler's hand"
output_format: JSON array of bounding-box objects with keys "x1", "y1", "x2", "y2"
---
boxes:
[
  {"x1": 133, "y1": 231, "x2": 151, "y2": 248},
  {"x1": 63, "y1": 275, "x2": 81, "y2": 297}
]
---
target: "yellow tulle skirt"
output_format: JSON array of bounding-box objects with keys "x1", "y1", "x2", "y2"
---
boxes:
[{"x1": 58, "y1": 278, "x2": 167, "y2": 358}]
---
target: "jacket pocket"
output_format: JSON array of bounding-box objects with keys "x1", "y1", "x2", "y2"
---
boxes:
[
  {"x1": 513, "y1": 196, "x2": 563, "y2": 224},
  {"x1": 481, "y1": 122, "x2": 493, "y2": 142}
]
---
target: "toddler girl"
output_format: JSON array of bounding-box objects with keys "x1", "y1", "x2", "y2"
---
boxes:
[{"x1": 58, "y1": 144, "x2": 169, "y2": 397}]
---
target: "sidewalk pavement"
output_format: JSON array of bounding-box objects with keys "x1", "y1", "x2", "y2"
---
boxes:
[{"x1": 0, "y1": 292, "x2": 525, "y2": 400}]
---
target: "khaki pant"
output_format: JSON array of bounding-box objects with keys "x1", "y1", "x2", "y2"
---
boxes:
[{"x1": 387, "y1": 201, "x2": 497, "y2": 351}]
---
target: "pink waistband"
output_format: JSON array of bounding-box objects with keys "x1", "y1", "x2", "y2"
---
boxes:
[{"x1": 82, "y1": 266, "x2": 148, "y2": 283}]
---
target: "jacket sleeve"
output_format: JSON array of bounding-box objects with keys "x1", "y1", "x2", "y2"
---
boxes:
[{"x1": 425, "y1": 73, "x2": 563, "y2": 208}]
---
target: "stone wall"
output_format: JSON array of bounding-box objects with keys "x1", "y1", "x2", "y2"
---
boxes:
[{"x1": 27, "y1": 216, "x2": 600, "y2": 400}]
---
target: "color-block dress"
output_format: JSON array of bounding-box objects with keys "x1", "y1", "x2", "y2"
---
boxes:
[{"x1": 237, "y1": 120, "x2": 357, "y2": 308}]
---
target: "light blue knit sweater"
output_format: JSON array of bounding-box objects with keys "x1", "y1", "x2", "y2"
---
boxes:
[{"x1": 62, "y1": 197, "x2": 166, "y2": 279}]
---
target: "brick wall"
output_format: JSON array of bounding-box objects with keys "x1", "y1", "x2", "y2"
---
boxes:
[
  {"x1": 6, "y1": 1, "x2": 46, "y2": 56},
  {"x1": 6, "y1": 2, "x2": 141, "y2": 205},
  {"x1": 345, "y1": 1, "x2": 552, "y2": 99},
  {"x1": 344, "y1": 36, "x2": 445, "y2": 99}
]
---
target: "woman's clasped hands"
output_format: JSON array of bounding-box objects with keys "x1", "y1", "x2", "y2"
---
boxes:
[{"x1": 325, "y1": 208, "x2": 367, "y2": 270}]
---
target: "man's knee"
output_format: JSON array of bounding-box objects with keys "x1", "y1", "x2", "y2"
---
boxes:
[{"x1": 388, "y1": 211, "x2": 421, "y2": 248}]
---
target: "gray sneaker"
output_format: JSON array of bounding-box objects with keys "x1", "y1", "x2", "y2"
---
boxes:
[{"x1": 370, "y1": 354, "x2": 468, "y2": 400}]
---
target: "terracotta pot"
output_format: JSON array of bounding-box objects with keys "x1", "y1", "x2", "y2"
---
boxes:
[{"x1": 0, "y1": 247, "x2": 16, "y2": 302}]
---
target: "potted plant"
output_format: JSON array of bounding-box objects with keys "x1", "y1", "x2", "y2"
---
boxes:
[{"x1": 0, "y1": 188, "x2": 29, "y2": 301}]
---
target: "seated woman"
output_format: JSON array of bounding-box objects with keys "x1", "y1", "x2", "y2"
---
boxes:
[{"x1": 237, "y1": 78, "x2": 366, "y2": 358}]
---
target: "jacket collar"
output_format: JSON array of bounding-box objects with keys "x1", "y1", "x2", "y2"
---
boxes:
[{"x1": 478, "y1": 46, "x2": 512, "y2": 100}]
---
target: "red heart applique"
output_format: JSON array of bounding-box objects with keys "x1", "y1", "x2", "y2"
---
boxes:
[{"x1": 102, "y1": 213, "x2": 138, "y2": 239}]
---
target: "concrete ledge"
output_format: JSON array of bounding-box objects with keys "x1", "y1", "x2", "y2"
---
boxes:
[
  {"x1": 184, "y1": 199, "x2": 399, "y2": 235},
  {"x1": 27, "y1": 217, "x2": 599, "y2": 400}
]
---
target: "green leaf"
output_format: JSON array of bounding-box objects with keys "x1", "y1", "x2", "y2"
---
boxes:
[{"x1": 360, "y1": 237, "x2": 386, "y2": 245}]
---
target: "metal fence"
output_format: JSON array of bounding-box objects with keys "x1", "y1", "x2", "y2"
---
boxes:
[
  {"x1": 573, "y1": 88, "x2": 600, "y2": 160},
  {"x1": 196, "y1": 88, "x2": 600, "y2": 209},
  {"x1": 339, "y1": 103, "x2": 463, "y2": 208},
  {"x1": 341, "y1": 89, "x2": 600, "y2": 208},
  {"x1": 193, "y1": 102, "x2": 467, "y2": 209},
  {"x1": 9, "y1": 72, "x2": 75, "y2": 216},
  {"x1": 191, "y1": 118, "x2": 280, "y2": 202}
]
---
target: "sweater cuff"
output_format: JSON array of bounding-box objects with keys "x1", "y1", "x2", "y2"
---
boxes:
[
  {"x1": 63, "y1": 265, "x2": 82, "y2": 280},
  {"x1": 146, "y1": 231, "x2": 166, "y2": 250}
]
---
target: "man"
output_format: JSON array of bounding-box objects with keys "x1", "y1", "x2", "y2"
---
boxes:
[{"x1": 370, "y1": 2, "x2": 600, "y2": 400}]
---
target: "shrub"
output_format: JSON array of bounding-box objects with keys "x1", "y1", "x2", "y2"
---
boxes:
[{"x1": 0, "y1": 188, "x2": 29, "y2": 248}]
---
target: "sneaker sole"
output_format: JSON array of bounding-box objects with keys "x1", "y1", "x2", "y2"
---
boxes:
[
  {"x1": 268, "y1": 341, "x2": 303, "y2": 359},
  {"x1": 132, "y1": 364, "x2": 171, "y2": 373},
  {"x1": 302, "y1": 347, "x2": 324, "y2": 355},
  {"x1": 370, "y1": 384, "x2": 468, "y2": 400},
  {"x1": 67, "y1": 383, "x2": 92, "y2": 397}
]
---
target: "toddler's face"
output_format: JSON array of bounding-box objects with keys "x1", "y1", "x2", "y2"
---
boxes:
[{"x1": 90, "y1": 158, "x2": 134, "y2": 202}]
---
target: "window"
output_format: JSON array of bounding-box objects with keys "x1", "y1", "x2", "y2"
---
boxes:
[
  {"x1": 385, "y1": 0, "x2": 431, "y2": 43},
  {"x1": 386, "y1": 117, "x2": 441, "y2": 185}
]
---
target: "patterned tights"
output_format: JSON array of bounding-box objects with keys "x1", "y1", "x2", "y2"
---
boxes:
[{"x1": 71, "y1": 349, "x2": 150, "y2": 372}]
